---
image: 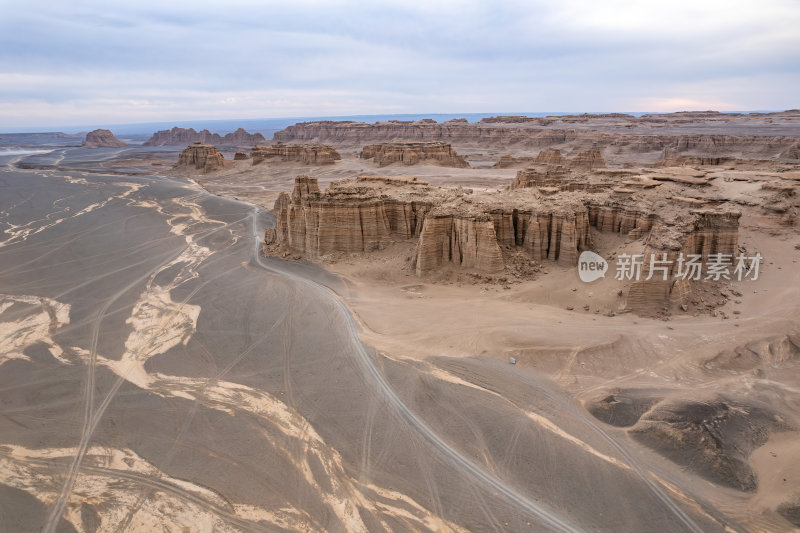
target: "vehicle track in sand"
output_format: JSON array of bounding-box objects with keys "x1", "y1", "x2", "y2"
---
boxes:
[{"x1": 249, "y1": 208, "x2": 586, "y2": 533}]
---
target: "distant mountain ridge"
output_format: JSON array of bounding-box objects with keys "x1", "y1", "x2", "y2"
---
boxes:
[{"x1": 143, "y1": 127, "x2": 266, "y2": 146}]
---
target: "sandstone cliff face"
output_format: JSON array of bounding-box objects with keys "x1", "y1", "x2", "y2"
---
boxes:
[
  {"x1": 571, "y1": 147, "x2": 606, "y2": 170},
  {"x1": 81, "y1": 129, "x2": 126, "y2": 148},
  {"x1": 509, "y1": 165, "x2": 569, "y2": 189},
  {"x1": 175, "y1": 142, "x2": 225, "y2": 173},
  {"x1": 588, "y1": 205, "x2": 655, "y2": 237},
  {"x1": 268, "y1": 176, "x2": 596, "y2": 275},
  {"x1": 145, "y1": 127, "x2": 265, "y2": 146},
  {"x1": 233, "y1": 151, "x2": 249, "y2": 160},
  {"x1": 492, "y1": 149, "x2": 566, "y2": 169},
  {"x1": 251, "y1": 143, "x2": 341, "y2": 165},
  {"x1": 682, "y1": 210, "x2": 740, "y2": 257},
  {"x1": 780, "y1": 143, "x2": 800, "y2": 160},
  {"x1": 493, "y1": 155, "x2": 536, "y2": 168},
  {"x1": 266, "y1": 173, "x2": 742, "y2": 287},
  {"x1": 360, "y1": 142, "x2": 469, "y2": 168},
  {"x1": 272, "y1": 118, "x2": 800, "y2": 164},
  {"x1": 274, "y1": 120, "x2": 584, "y2": 148},
  {"x1": 416, "y1": 216, "x2": 503, "y2": 274},
  {"x1": 270, "y1": 176, "x2": 400, "y2": 255},
  {"x1": 624, "y1": 210, "x2": 741, "y2": 314},
  {"x1": 535, "y1": 149, "x2": 567, "y2": 165},
  {"x1": 488, "y1": 210, "x2": 591, "y2": 265},
  {"x1": 657, "y1": 147, "x2": 727, "y2": 166}
]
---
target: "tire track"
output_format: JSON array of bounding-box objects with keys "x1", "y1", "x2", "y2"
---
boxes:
[{"x1": 249, "y1": 208, "x2": 583, "y2": 533}]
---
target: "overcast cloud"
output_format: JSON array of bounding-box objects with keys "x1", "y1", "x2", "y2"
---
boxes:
[{"x1": 0, "y1": 0, "x2": 798, "y2": 129}]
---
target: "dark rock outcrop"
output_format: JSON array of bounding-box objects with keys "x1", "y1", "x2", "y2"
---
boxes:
[
  {"x1": 585, "y1": 389, "x2": 663, "y2": 427},
  {"x1": 631, "y1": 397, "x2": 792, "y2": 491}
]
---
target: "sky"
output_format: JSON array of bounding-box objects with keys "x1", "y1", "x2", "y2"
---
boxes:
[{"x1": 0, "y1": 0, "x2": 798, "y2": 129}]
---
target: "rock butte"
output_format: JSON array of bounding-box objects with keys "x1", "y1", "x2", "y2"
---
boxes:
[
  {"x1": 265, "y1": 174, "x2": 740, "y2": 312},
  {"x1": 360, "y1": 142, "x2": 470, "y2": 168},
  {"x1": 81, "y1": 129, "x2": 126, "y2": 148},
  {"x1": 144, "y1": 126, "x2": 266, "y2": 147},
  {"x1": 175, "y1": 142, "x2": 225, "y2": 173},
  {"x1": 250, "y1": 142, "x2": 341, "y2": 165}
]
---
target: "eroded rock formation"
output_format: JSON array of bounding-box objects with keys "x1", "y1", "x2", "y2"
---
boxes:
[
  {"x1": 780, "y1": 143, "x2": 800, "y2": 160},
  {"x1": 266, "y1": 176, "x2": 594, "y2": 273},
  {"x1": 145, "y1": 127, "x2": 266, "y2": 146},
  {"x1": 175, "y1": 142, "x2": 225, "y2": 173},
  {"x1": 657, "y1": 146, "x2": 728, "y2": 167},
  {"x1": 265, "y1": 170, "x2": 743, "y2": 316},
  {"x1": 570, "y1": 147, "x2": 606, "y2": 170},
  {"x1": 267, "y1": 176, "x2": 609, "y2": 274},
  {"x1": 81, "y1": 129, "x2": 126, "y2": 148},
  {"x1": 360, "y1": 142, "x2": 469, "y2": 168},
  {"x1": 272, "y1": 114, "x2": 800, "y2": 168},
  {"x1": 493, "y1": 149, "x2": 567, "y2": 169},
  {"x1": 251, "y1": 143, "x2": 341, "y2": 165},
  {"x1": 509, "y1": 165, "x2": 571, "y2": 190}
]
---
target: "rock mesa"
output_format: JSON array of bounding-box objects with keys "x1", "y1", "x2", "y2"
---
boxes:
[
  {"x1": 81, "y1": 129, "x2": 126, "y2": 148},
  {"x1": 360, "y1": 142, "x2": 469, "y2": 168},
  {"x1": 175, "y1": 142, "x2": 225, "y2": 173},
  {"x1": 250, "y1": 143, "x2": 341, "y2": 165}
]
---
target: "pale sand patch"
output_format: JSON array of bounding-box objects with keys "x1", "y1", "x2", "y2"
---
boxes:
[
  {"x1": 0, "y1": 294, "x2": 70, "y2": 365},
  {"x1": 0, "y1": 445, "x2": 257, "y2": 533}
]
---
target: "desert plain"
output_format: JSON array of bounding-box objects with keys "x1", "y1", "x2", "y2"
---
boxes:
[{"x1": 1, "y1": 111, "x2": 800, "y2": 532}]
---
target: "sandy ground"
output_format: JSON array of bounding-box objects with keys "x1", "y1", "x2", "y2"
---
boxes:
[{"x1": 191, "y1": 155, "x2": 519, "y2": 211}]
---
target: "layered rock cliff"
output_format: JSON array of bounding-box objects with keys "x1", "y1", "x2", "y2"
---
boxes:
[
  {"x1": 272, "y1": 116, "x2": 800, "y2": 164},
  {"x1": 493, "y1": 149, "x2": 566, "y2": 168},
  {"x1": 360, "y1": 142, "x2": 469, "y2": 168},
  {"x1": 624, "y1": 209, "x2": 741, "y2": 314},
  {"x1": 571, "y1": 147, "x2": 606, "y2": 170},
  {"x1": 267, "y1": 176, "x2": 424, "y2": 256},
  {"x1": 175, "y1": 142, "x2": 225, "y2": 173},
  {"x1": 657, "y1": 146, "x2": 728, "y2": 167},
  {"x1": 251, "y1": 143, "x2": 341, "y2": 165},
  {"x1": 266, "y1": 176, "x2": 596, "y2": 274},
  {"x1": 415, "y1": 216, "x2": 503, "y2": 274},
  {"x1": 145, "y1": 127, "x2": 266, "y2": 146},
  {"x1": 509, "y1": 165, "x2": 571, "y2": 190},
  {"x1": 81, "y1": 129, "x2": 126, "y2": 148},
  {"x1": 265, "y1": 171, "x2": 744, "y2": 319},
  {"x1": 273, "y1": 119, "x2": 583, "y2": 147},
  {"x1": 682, "y1": 210, "x2": 741, "y2": 257},
  {"x1": 780, "y1": 143, "x2": 800, "y2": 160}
]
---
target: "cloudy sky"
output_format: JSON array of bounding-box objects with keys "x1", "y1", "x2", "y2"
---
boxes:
[{"x1": 1, "y1": 0, "x2": 798, "y2": 129}]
